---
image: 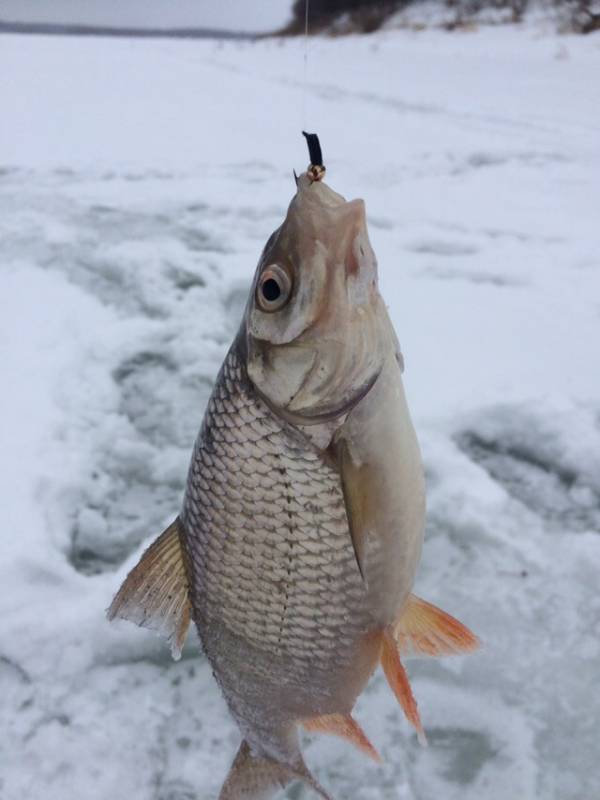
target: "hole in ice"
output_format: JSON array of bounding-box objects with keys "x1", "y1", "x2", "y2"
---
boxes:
[
  {"x1": 156, "y1": 780, "x2": 197, "y2": 800},
  {"x1": 68, "y1": 348, "x2": 214, "y2": 575},
  {"x1": 457, "y1": 429, "x2": 600, "y2": 533},
  {"x1": 426, "y1": 727, "x2": 498, "y2": 785}
]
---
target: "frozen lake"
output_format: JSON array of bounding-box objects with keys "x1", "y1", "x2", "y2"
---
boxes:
[{"x1": 1, "y1": 24, "x2": 599, "y2": 800}]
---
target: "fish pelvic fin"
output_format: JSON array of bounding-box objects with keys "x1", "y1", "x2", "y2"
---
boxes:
[
  {"x1": 380, "y1": 629, "x2": 427, "y2": 746},
  {"x1": 219, "y1": 741, "x2": 332, "y2": 800},
  {"x1": 394, "y1": 594, "x2": 480, "y2": 658},
  {"x1": 302, "y1": 713, "x2": 382, "y2": 763},
  {"x1": 107, "y1": 517, "x2": 192, "y2": 660}
]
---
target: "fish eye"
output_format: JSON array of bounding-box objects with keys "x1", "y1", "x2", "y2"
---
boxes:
[{"x1": 256, "y1": 265, "x2": 292, "y2": 312}]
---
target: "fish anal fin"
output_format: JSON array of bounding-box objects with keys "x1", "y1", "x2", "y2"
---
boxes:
[
  {"x1": 107, "y1": 517, "x2": 192, "y2": 660},
  {"x1": 302, "y1": 713, "x2": 382, "y2": 764},
  {"x1": 381, "y1": 629, "x2": 427, "y2": 747},
  {"x1": 395, "y1": 594, "x2": 480, "y2": 658},
  {"x1": 219, "y1": 741, "x2": 332, "y2": 800}
]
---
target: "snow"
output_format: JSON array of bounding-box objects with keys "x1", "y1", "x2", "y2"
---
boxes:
[{"x1": 1, "y1": 23, "x2": 600, "y2": 800}]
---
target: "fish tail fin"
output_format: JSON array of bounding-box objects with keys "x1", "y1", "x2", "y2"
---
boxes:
[
  {"x1": 219, "y1": 740, "x2": 332, "y2": 800},
  {"x1": 380, "y1": 629, "x2": 428, "y2": 746}
]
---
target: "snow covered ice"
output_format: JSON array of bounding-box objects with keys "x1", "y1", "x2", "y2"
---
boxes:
[{"x1": 1, "y1": 23, "x2": 600, "y2": 800}]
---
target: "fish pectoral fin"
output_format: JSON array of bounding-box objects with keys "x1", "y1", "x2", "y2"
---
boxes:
[
  {"x1": 337, "y1": 438, "x2": 372, "y2": 582},
  {"x1": 394, "y1": 594, "x2": 480, "y2": 658},
  {"x1": 380, "y1": 629, "x2": 427, "y2": 747},
  {"x1": 219, "y1": 741, "x2": 332, "y2": 800},
  {"x1": 302, "y1": 713, "x2": 382, "y2": 763},
  {"x1": 107, "y1": 517, "x2": 192, "y2": 661}
]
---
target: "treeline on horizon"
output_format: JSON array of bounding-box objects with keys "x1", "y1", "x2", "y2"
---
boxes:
[{"x1": 285, "y1": 0, "x2": 600, "y2": 34}]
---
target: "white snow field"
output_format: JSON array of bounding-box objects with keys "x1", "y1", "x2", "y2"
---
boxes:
[{"x1": 1, "y1": 25, "x2": 599, "y2": 800}]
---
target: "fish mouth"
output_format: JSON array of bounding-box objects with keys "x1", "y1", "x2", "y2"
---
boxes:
[{"x1": 252, "y1": 367, "x2": 381, "y2": 429}]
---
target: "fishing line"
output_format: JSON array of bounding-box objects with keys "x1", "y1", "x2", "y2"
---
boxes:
[
  {"x1": 299, "y1": 0, "x2": 325, "y2": 183},
  {"x1": 301, "y1": 0, "x2": 310, "y2": 131}
]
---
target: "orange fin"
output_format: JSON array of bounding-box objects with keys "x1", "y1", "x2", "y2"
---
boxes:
[
  {"x1": 302, "y1": 713, "x2": 382, "y2": 763},
  {"x1": 394, "y1": 594, "x2": 480, "y2": 658},
  {"x1": 381, "y1": 630, "x2": 427, "y2": 746},
  {"x1": 107, "y1": 518, "x2": 192, "y2": 660}
]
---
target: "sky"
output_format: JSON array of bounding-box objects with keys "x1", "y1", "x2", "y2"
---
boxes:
[{"x1": 0, "y1": 0, "x2": 293, "y2": 32}]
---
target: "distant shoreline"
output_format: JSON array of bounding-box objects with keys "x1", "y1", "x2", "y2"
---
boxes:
[{"x1": 0, "y1": 20, "x2": 258, "y2": 40}]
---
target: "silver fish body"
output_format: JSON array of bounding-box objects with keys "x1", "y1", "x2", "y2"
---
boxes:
[
  {"x1": 181, "y1": 317, "x2": 425, "y2": 766},
  {"x1": 108, "y1": 166, "x2": 478, "y2": 800},
  {"x1": 181, "y1": 343, "x2": 375, "y2": 759}
]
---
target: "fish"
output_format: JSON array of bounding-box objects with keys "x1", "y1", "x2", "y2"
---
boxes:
[{"x1": 108, "y1": 155, "x2": 479, "y2": 799}]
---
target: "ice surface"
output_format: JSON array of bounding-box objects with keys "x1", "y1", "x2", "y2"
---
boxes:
[{"x1": 1, "y1": 23, "x2": 599, "y2": 800}]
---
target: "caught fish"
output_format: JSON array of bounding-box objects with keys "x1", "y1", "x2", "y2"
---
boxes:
[{"x1": 108, "y1": 140, "x2": 478, "y2": 799}]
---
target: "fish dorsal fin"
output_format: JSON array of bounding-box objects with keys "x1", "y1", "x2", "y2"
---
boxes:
[
  {"x1": 394, "y1": 594, "x2": 480, "y2": 658},
  {"x1": 302, "y1": 713, "x2": 382, "y2": 764},
  {"x1": 107, "y1": 518, "x2": 192, "y2": 660},
  {"x1": 219, "y1": 740, "x2": 332, "y2": 800},
  {"x1": 380, "y1": 629, "x2": 427, "y2": 746}
]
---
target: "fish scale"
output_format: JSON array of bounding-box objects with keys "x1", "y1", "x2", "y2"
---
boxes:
[{"x1": 182, "y1": 347, "x2": 369, "y2": 705}]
